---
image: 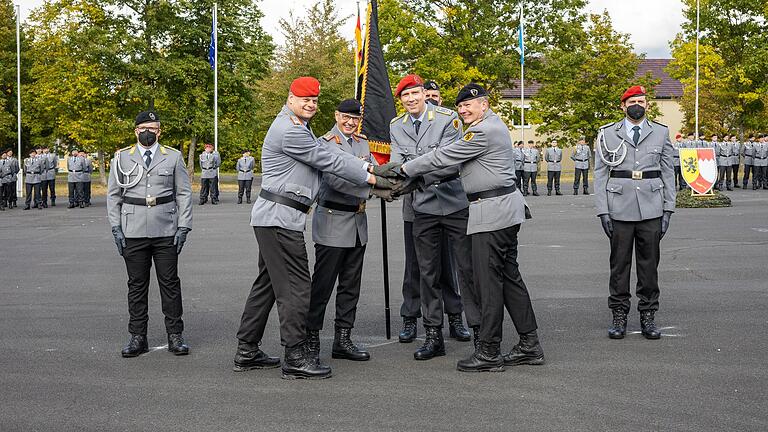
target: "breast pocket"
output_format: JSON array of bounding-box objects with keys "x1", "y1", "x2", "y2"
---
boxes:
[
  {"x1": 158, "y1": 167, "x2": 173, "y2": 187},
  {"x1": 649, "y1": 146, "x2": 662, "y2": 164}
]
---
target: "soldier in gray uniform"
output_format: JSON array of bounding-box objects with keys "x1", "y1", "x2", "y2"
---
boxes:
[
  {"x1": 389, "y1": 74, "x2": 472, "y2": 360},
  {"x1": 236, "y1": 150, "x2": 255, "y2": 204},
  {"x1": 754, "y1": 136, "x2": 768, "y2": 189},
  {"x1": 713, "y1": 134, "x2": 733, "y2": 191},
  {"x1": 41, "y1": 145, "x2": 58, "y2": 206},
  {"x1": 730, "y1": 135, "x2": 742, "y2": 188},
  {"x1": 66, "y1": 150, "x2": 85, "y2": 208},
  {"x1": 571, "y1": 136, "x2": 591, "y2": 195},
  {"x1": 79, "y1": 151, "x2": 93, "y2": 206},
  {"x1": 107, "y1": 110, "x2": 193, "y2": 358},
  {"x1": 232, "y1": 77, "x2": 396, "y2": 380},
  {"x1": 522, "y1": 140, "x2": 539, "y2": 196},
  {"x1": 672, "y1": 134, "x2": 683, "y2": 190},
  {"x1": 23, "y1": 150, "x2": 43, "y2": 210},
  {"x1": 513, "y1": 141, "x2": 524, "y2": 190},
  {"x1": 594, "y1": 85, "x2": 676, "y2": 341},
  {"x1": 0, "y1": 151, "x2": 8, "y2": 210},
  {"x1": 545, "y1": 139, "x2": 563, "y2": 196},
  {"x1": 4, "y1": 150, "x2": 19, "y2": 208},
  {"x1": 306, "y1": 99, "x2": 383, "y2": 363},
  {"x1": 742, "y1": 135, "x2": 755, "y2": 189},
  {"x1": 398, "y1": 83, "x2": 543, "y2": 372},
  {"x1": 199, "y1": 143, "x2": 221, "y2": 205}
]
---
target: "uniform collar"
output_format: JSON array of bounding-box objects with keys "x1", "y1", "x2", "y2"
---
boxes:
[
  {"x1": 136, "y1": 142, "x2": 159, "y2": 158},
  {"x1": 409, "y1": 107, "x2": 427, "y2": 124}
]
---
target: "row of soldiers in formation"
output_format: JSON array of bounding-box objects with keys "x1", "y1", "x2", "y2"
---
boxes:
[
  {"x1": 196, "y1": 144, "x2": 259, "y2": 206},
  {"x1": 510, "y1": 139, "x2": 592, "y2": 196},
  {"x1": 673, "y1": 133, "x2": 768, "y2": 190},
  {"x1": 0, "y1": 147, "x2": 94, "y2": 210}
]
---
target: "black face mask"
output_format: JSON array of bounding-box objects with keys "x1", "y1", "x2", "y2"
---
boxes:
[
  {"x1": 626, "y1": 104, "x2": 645, "y2": 121},
  {"x1": 425, "y1": 98, "x2": 440, "y2": 106},
  {"x1": 138, "y1": 130, "x2": 157, "y2": 147}
]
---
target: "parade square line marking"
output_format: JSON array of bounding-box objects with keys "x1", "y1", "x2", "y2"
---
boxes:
[{"x1": 627, "y1": 326, "x2": 680, "y2": 337}]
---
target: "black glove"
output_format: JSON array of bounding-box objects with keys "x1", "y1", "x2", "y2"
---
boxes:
[
  {"x1": 374, "y1": 175, "x2": 396, "y2": 190},
  {"x1": 371, "y1": 161, "x2": 404, "y2": 179},
  {"x1": 660, "y1": 211, "x2": 672, "y2": 239},
  {"x1": 174, "y1": 227, "x2": 191, "y2": 255},
  {"x1": 391, "y1": 176, "x2": 422, "y2": 197},
  {"x1": 371, "y1": 188, "x2": 395, "y2": 202},
  {"x1": 599, "y1": 214, "x2": 613, "y2": 239},
  {"x1": 111, "y1": 226, "x2": 126, "y2": 256}
]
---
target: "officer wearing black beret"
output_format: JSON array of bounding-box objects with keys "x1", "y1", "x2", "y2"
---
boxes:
[{"x1": 423, "y1": 80, "x2": 443, "y2": 106}]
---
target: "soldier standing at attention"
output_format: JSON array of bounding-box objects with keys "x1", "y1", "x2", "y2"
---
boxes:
[
  {"x1": 730, "y1": 135, "x2": 742, "y2": 188},
  {"x1": 513, "y1": 141, "x2": 525, "y2": 191},
  {"x1": 5, "y1": 150, "x2": 19, "y2": 208},
  {"x1": 544, "y1": 139, "x2": 563, "y2": 196},
  {"x1": 754, "y1": 136, "x2": 768, "y2": 190},
  {"x1": 23, "y1": 150, "x2": 43, "y2": 210},
  {"x1": 714, "y1": 134, "x2": 733, "y2": 191},
  {"x1": 522, "y1": 140, "x2": 539, "y2": 196},
  {"x1": 232, "y1": 77, "x2": 397, "y2": 380},
  {"x1": 742, "y1": 135, "x2": 755, "y2": 190},
  {"x1": 66, "y1": 150, "x2": 84, "y2": 208},
  {"x1": 78, "y1": 151, "x2": 93, "y2": 206},
  {"x1": 571, "y1": 136, "x2": 591, "y2": 195},
  {"x1": 0, "y1": 151, "x2": 8, "y2": 210},
  {"x1": 40, "y1": 146, "x2": 57, "y2": 207},
  {"x1": 236, "y1": 150, "x2": 255, "y2": 204},
  {"x1": 594, "y1": 85, "x2": 676, "y2": 340},
  {"x1": 397, "y1": 83, "x2": 543, "y2": 372},
  {"x1": 389, "y1": 74, "x2": 473, "y2": 360},
  {"x1": 199, "y1": 143, "x2": 221, "y2": 205},
  {"x1": 672, "y1": 134, "x2": 683, "y2": 190},
  {"x1": 107, "y1": 110, "x2": 193, "y2": 358}
]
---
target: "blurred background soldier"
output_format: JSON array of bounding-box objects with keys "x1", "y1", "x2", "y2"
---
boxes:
[
  {"x1": 5, "y1": 150, "x2": 19, "y2": 208},
  {"x1": 513, "y1": 141, "x2": 524, "y2": 191},
  {"x1": 423, "y1": 80, "x2": 443, "y2": 106},
  {"x1": 79, "y1": 151, "x2": 93, "y2": 206},
  {"x1": 742, "y1": 135, "x2": 755, "y2": 189},
  {"x1": 730, "y1": 135, "x2": 741, "y2": 188},
  {"x1": 544, "y1": 139, "x2": 563, "y2": 196},
  {"x1": 522, "y1": 140, "x2": 539, "y2": 196},
  {"x1": 67, "y1": 150, "x2": 85, "y2": 208},
  {"x1": 236, "y1": 150, "x2": 255, "y2": 204},
  {"x1": 23, "y1": 150, "x2": 43, "y2": 210},
  {"x1": 199, "y1": 143, "x2": 221, "y2": 205},
  {"x1": 714, "y1": 134, "x2": 733, "y2": 191},
  {"x1": 0, "y1": 151, "x2": 8, "y2": 210},
  {"x1": 754, "y1": 136, "x2": 768, "y2": 189},
  {"x1": 41, "y1": 145, "x2": 58, "y2": 207},
  {"x1": 672, "y1": 133, "x2": 683, "y2": 190},
  {"x1": 571, "y1": 136, "x2": 591, "y2": 195}
]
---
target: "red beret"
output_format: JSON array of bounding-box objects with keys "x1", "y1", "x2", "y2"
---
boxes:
[
  {"x1": 204, "y1": 143, "x2": 213, "y2": 148},
  {"x1": 290, "y1": 77, "x2": 321, "y2": 97},
  {"x1": 621, "y1": 85, "x2": 646, "y2": 102},
  {"x1": 675, "y1": 133, "x2": 682, "y2": 139},
  {"x1": 395, "y1": 74, "x2": 424, "y2": 97}
]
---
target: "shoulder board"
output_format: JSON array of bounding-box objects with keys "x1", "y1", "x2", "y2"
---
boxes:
[
  {"x1": 290, "y1": 115, "x2": 303, "y2": 126},
  {"x1": 353, "y1": 132, "x2": 367, "y2": 140},
  {"x1": 162, "y1": 145, "x2": 179, "y2": 153},
  {"x1": 463, "y1": 132, "x2": 475, "y2": 142},
  {"x1": 650, "y1": 120, "x2": 668, "y2": 128},
  {"x1": 117, "y1": 145, "x2": 133, "y2": 155},
  {"x1": 435, "y1": 106, "x2": 453, "y2": 116},
  {"x1": 600, "y1": 121, "x2": 617, "y2": 130},
  {"x1": 390, "y1": 113, "x2": 406, "y2": 124},
  {"x1": 322, "y1": 132, "x2": 335, "y2": 142},
  {"x1": 427, "y1": 110, "x2": 435, "y2": 122}
]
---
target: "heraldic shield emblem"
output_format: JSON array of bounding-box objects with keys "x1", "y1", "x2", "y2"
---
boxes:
[{"x1": 680, "y1": 148, "x2": 717, "y2": 195}]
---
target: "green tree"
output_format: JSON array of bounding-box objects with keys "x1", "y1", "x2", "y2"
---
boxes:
[
  {"x1": 530, "y1": 12, "x2": 660, "y2": 144},
  {"x1": 0, "y1": 0, "x2": 32, "y2": 151}
]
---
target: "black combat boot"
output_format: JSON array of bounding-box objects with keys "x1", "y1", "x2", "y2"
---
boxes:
[
  {"x1": 79, "y1": 202, "x2": 85, "y2": 208},
  {"x1": 167, "y1": 333, "x2": 189, "y2": 356},
  {"x1": 547, "y1": 190, "x2": 552, "y2": 196},
  {"x1": 573, "y1": 188, "x2": 579, "y2": 195},
  {"x1": 121, "y1": 334, "x2": 149, "y2": 358},
  {"x1": 237, "y1": 196, "x2": 242, "y2": 204},
  {"x1": 503, "y1": 330, "x2": 545, "y2": 366},
  {"x1": 23, "y1": 204, "x2": 30, "y2": 210},
  {"x1": 532, "y1": 190, "x2": 540, "y2": 196},
  {"x1": 457, "y1": 341, "x2": 504, "y2": 372},
  {"x1": 306, "y1": 329, "x2": 321, "y2": 363},
  {"x1": 332, "y1": 327, "x2": 370, "y2": 361},
  {"x1": 583, "y1": 187, "x2": 589, "y2": 195},
  {"x1": 67, "y1": 203, "x2": 75, "y2": 208},
  {"x1": 555, "y1": 188, "x2": 562, "y2": 195},
  {"x1": 414, "y1": 326, "x2": 445, "y2": 360},
  {"x1": 51, "y1": 198, "x2": 56, "y2": 206},
  {"x1": 281, "y1": 342, "x2": 332, "y2": 380},
  {"x1": 246, "y1": 195, "x2": 251, "y2": 204},
  {"x1": 471, "y1": 326, "x2": 480, "y2": 351},
  {"x1": 640, "y1": 310, "x2": 661, "y2": 339},
  {"x1": 448, "y1": 314, "x2": 471, "y2": 341},
  {"x1": 608, "y1": 308, "x2": 628, "y2": 339},
  {"x1": 399, "y1": 317, "x2": 417, "y2": 343},
  {"x1": 233, "y1": 340, "x2": 280, "y2": 371}
]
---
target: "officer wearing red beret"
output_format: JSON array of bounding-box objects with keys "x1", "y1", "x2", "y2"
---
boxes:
[{"x1": 594, "y1": 85, "x2": 676, "y2": 340}]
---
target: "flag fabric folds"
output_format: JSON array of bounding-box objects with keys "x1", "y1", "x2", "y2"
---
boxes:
[
  {"x1": 208, "y1": 16, "x2": 216, "y2": 69},
  {"x1": 518, "y1": 5, "x2": 525, "y2": 66}
]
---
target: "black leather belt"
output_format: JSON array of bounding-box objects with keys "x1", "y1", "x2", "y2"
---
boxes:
[
  {"x1": 754, "y1": 156, "x2": 767, "y2": 159},
  {"x1": 318, "y1": 199, "x2": 365, "y2": 213},
  {"x1": 68, "y1": 170, "x2": 83, "y2": 172},
  {"x1": 610, "y1": 170, "x2": 661, "y2": 180},
  {"x1": 259, "y1": 189, "x2": 311, "y2": 214},
  {"x1": 466, "y1": 185, "x2": 517, "y2": 202},
  {"x1": 238, "y1": 170, "x2": 250, "y2": 172},
  {"x1": 122, "y1": 195, "x2": 175, "y2": 206},
  {"x1": 575, "y1": 158, "x2": 588, "y2": 162}
]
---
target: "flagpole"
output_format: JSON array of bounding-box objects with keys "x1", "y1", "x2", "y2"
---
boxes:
[
  {"x1": 16, "y1": 4, "x2": 23, "y2": 197},
  {"x1": 213, "y1": 2, "x2": 218, "y2": 153},
  {"x1": 519, "y1": 2, "x2": 525, "y2": 144},
  {"x1": 694, "y1": 0, "x2": 700, "y2": 141}
]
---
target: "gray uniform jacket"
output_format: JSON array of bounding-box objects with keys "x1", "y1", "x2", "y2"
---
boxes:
[
  {"x1": 200, "y1": 151, "x2": 221, "y2": 179},
  {"x1": 236, "y1": 156, "x2": 255, "y2": 181},
  {"x1": 715, "y1": 142, "x2": 732, "y2": 166},
  {"x1": 522, "y1": 148, "x2": 539, "y2": 172},
  {"x1": 743, "y1": 142, "x2": 755, "y2": 165},
  {"x1": 672, "y1": 141, "x2": 682, "y2": 167},
  {"x1": 250, "y1": 105, "x2": 371, "y2": 232},
  {"x1": 594, "y1": 119, "x2": 676, "y2": 221},
  {"x1": 730, "y1": 142, "x2": 741, "y2": 165},
  {"x1": 403, "y1": 109, "x2": 529, "y2": 235},
  {"x1": 571, "y1": 144, "x2": 591, "y2": 170},
  {"x1": 0, "y1": 160, "x2": 9, "y2": 184},
  {"x1": 545, "y1": 147, "x2": 563, "y2": 171},
  {"x1": 44, "y1": 153, "x2": 58, "y2": 181},
  {"x1": 24, "y1": 157, "x2": 43, "y2": 184},
  {"x1": 512, "y1": 147, "x2": 524, "y2": 171},
  {"x1": 390, "y1": 103, "x2": 468, "y2": 218},
  {"x1": 7, "y1": 157, "x2": 19, "y2": 182},
  {"x1": 82, "y1": 157, "x2": 93, "y2": 182},
  {"x1": 107, "y1": 144, "x2": 193, "y2": 238},
  {"x1": 67, "y1": 156, "x2": 84, "y2": 182},
  {"x1": 754, "y1": 143, "x2": 768, "y2": 167},
  {"x1": 312, "y1": 126, "x2": 373, "y2": 247}
]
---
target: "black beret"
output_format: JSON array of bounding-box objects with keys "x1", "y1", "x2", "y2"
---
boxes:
[
  {"x1": 455, "y1": 83, "x2": 488, "y2": 105},
  {"x1": 135, "y1": 110, "x2": 160, "y2": 126},
  {"x1": 423, "y1": 80, "x2": 440, "y2": 91},
  {"x1": 337, "y1": 99, "x2": 362, "y2": 116}
]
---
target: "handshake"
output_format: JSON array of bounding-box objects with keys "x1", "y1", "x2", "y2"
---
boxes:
[{"x1": 369, "y1": 161, "x2": 422, "y2": 202}]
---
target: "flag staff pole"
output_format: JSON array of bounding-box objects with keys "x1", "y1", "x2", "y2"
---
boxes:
[
  {"x1": 16, "y1": 4, "x2": 23, "y2": 197},
  {"x1": 694, "y1": 0, "x2": 700, "y2": 142},
  {"x1": 213, "y1": 2, "x2": 218, "y2": 153},
  {"x1": 519, "y1": 2, "x2": 525, "y2": 145}
]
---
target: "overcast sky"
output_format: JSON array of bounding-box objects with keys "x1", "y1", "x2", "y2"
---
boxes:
[{"x1": 18, "y1": 0, "x2": 685, "y2": 58}]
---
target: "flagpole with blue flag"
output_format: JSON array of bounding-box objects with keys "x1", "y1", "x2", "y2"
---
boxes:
[
  {"x1": 519, "y1": 2, "x2": 525, "y2": 145},
  {"x1": 209, "y1": 3, "x2": 218, "y2": 152}
]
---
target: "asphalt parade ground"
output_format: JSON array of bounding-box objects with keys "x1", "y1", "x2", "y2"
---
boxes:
[{"x1": 1, "y1": 188, "x2": 767, "y2": 431}]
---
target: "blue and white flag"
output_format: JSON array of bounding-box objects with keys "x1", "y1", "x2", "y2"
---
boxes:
[
  {"x1": 518, "y1": 5, "x2": 524, "y2": 65},
  {"x1": 208, "y1": 16, "x2": 216, "y2": 69}
]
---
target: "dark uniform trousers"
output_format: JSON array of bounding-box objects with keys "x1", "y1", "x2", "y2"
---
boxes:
[
  {"x1": 412, "y1": 208, "x2": 477, "y2": 328},
  {"x1": 471, "y1": 224, "x2": 537, "y2": 344},
  {"x1": 237, "y1": 180, "x2": 253, "y2": 201},
  {"x1": 546, "y1": 171, "x2": 561, "y2": 192},
  {"x1": 732, "y1": 162, "x2": 740, "y2": 185},
  {"x1": 41, "y1": 179, "x2": 56, "y2": 204},
  {"x1": 68, "y1": 181, "x2": 84, "y2": 205},
  {"x1": 25, "y1": 183, "x2": 42, "y2": 208},
  {"x1": 514, "y1": 170, "x2": 523, "y2": 190},
  {"x1": 1, "y1": 182, "x2": 13, "y2": 205},
  {"x1": 574, "y1": 168, "x2": 589, "y2": 191},
  {"x1": 522, "y1": 171, "x2": 538, "y2": 194},
  {"x1": 307, "y1": 237, "x2": 366, "y2": 330},
  {"x1": 754, "y1": 166, "x2": 767, "y2": 188},
  {"x1": 83, "y1": 181, "x2": 91, "y2": 204},
  {"x1": 674, "y1": 165, "x2": 684, "y2": 189},
  {"x1": 400, "y1": 221, "x2": 463, "y2": 318},
  {"x1": 742, "y1": 164, "x2": 753, "y2": 188},
  {"x1": 608, "y1": 218, "x2": 662, "y2": 313},
  {"x1": 200, "y1": 177, "x2": 219, "y2": 202},
  {"x1": 123, "y1": 237, "x2": 184, "y2": 335},
  {"x1": 717, "y1": 165, "x2": 732, "y2": 189},
  {"x1": 237, "y1": 227, "x2": 310, "y2": 348}
]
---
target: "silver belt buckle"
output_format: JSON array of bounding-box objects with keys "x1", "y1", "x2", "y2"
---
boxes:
[
  {"x1": 357, "y1": 202, "x2": 366, "y2": 213},
  {"x1": 632, "y1": 170, "x2": 642, "y2": 180},
  {"x1": 146, "y1": 196, "x2": 156, "y2": 207}
]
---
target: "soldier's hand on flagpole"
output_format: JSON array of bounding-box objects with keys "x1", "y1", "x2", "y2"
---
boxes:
[
  {"x1": 660, "y1": 211, "x2": 672, "y2": 239},
  {"x1": 599, "y1": 214, "x2": 613, "y2": 239},
  {"x1": 371, "y1": 188, "x2": 395, "y2": 202}
]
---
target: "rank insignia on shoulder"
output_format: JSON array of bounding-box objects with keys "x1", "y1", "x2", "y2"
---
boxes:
[
  {"x1": 159, "y1": 145, "x2": 168, "y2": 155},
  {"x1": 290, "y1": 115, "x2": 303, "y2": 126},
  {"x1": 428, "y1": 111, "x2": 435, "y2": 121},
  {"x1": 322, "y1": 132, "x2": 335, "y2": 142},
  {"x1": 463, "y1": 132, "x2": 475, "y2": 141},
  {"x1": 435, "y1": 106, "x2": 452, "y2": 116},
  {"x1": 452, "y1": 119, "x2": 460, "y2": 130},
  {"x1": 353, "y1": 132, "x2": 367, "y2": 141},
  {"x1": 391, "y1": 114, "x2": 405, "y2": 124}
]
